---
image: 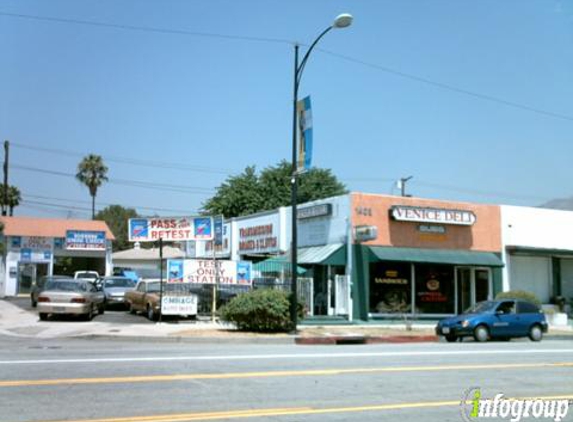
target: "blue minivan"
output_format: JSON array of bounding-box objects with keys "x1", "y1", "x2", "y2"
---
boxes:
[{"x1": 436, "y1": 299, "x2": 548, "y2": 342}]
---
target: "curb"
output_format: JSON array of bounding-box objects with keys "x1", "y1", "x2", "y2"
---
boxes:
[{"x1": 295, "y1": 335, "x2": 439, "y2": 345}]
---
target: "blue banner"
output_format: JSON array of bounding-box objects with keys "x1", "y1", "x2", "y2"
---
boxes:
[
  {"x1": 297, "y1": 96, "x2": 313, "y2": 172},
  {"x1": 65, "y1": 230, "x2": 106, "y2": 250}
]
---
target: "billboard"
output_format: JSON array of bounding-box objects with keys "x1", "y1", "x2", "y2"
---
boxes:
[
  {"x1": 128, "y1": 217, "x2": 213, "y2": 242},
  {"x1": 166, "y1": 259, "x2": 252, "y2": 286}
]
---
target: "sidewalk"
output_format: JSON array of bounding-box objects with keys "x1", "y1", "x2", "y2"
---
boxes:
[{"x1": 1, "y1": 298, "x2": 571, "y2": 344}]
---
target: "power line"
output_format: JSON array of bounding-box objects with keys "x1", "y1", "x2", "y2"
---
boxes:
[
  {"x1": 23, "y1": 193, "x2": 198, "y2": 214},
  {"x1": 319, "y1": 48, "x2": 573, "y2": 123},
  {"x1": 2, "y1": 12, "x2": 571, "y2": 122},
  {"x1": 342, "y1": 176, "x2": 547, "y2": 203},
  {"x1": 12, "y1": 164, "x2": 215, "y2": 194},
  {"x1": 11, "y1": 142, "x2": 235, "y2": 175},
  {"x1": 0, "y1": 11, "x2": 293, "y2": 46}
]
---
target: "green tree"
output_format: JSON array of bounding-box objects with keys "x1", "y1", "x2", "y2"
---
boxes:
[
  {"x1": 203, "y1": 160, "x2": 346, "y2": 218},
  {"x1": 6, "y1": 185, "x2": 21, "y2": 216},
  {"x1": 0, "y1": 184, "x2": 21, "y2": 216},
  {"x1": 76, "y1": 154, "x2": 108, "y2": 219},
  {"x1": 95, "y1": 205, "x2": 138, "y2": 251}
]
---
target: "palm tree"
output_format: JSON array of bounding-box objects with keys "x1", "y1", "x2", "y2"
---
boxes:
[
  {"x1": 7, "y1": 185, "x2": 21, "y2": 216},
  {"x1": 76, "y1": 154, "x2": 108, "y2": 219}
]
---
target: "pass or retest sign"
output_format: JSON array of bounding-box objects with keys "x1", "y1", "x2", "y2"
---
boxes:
[
  {"x1": 128, "y1": 217, "x2": 213, "y2": 242},
  {"x1": 161, "y1": 295, "x2": 198, "y2": 315}
]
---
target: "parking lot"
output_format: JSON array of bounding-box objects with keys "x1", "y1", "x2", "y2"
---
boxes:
[{"x1": 6, "y1": 296, "x2": 205, "y2": 325}]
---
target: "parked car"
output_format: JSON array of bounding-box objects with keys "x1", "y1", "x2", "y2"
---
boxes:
[
  {"x1": 37, "y1": 279, "x2": 105, "y2": 321},
  {"x1": 436, "y1": 299, "x2": 548, "y2": 343},
  {"x1": 73, "y1": 271, "x2": 100, "y2": 282},
  {"x1": 125, "y1": 279, "x2": 162, "y2": 321},
  {"x1": 99, "y1": 276, "x2": 136, "y2": 308},
  {"x1": 30, "y1": 275, "x2": 72, "y2": 307}
]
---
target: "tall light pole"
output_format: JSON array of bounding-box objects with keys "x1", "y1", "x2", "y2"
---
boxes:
[{"x1": 290, "y1": 13, "x2": 353, "y2": 331}]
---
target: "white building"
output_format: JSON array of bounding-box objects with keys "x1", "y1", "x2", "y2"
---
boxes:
[{"x1": 501, "y1": 205, "x2": 573, "y2": 303}]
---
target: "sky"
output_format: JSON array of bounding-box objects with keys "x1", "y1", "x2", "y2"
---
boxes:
[{"x1": 1, "y1": 0, "x2": 573, "y2": 219}]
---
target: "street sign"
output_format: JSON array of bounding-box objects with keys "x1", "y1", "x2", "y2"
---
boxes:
[{"x1": 128, "y1": 217, "x2": 214, "y2": 242}]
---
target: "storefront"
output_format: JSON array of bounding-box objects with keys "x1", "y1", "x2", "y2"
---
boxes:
[
  {"x1": 0, "y1": 216, "x2": 114, "y2": 297},
  {"x1": 501, "y1": 205, "x2": 573, "y2": 304},
  {"x1": 350, "y1": 193, "x2": 504, "y2": 320}
]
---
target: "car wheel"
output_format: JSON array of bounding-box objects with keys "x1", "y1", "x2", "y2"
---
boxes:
[
  {"x1": 445, "y1": 334, "x2": 458, "y2": 343},
  {"x1": 39, "y1": 313, "x2": 48, "y2": 321},
  {"x1": 128, "y1": 303, "x2": 136, "y2": 314},
  {"x1": 147, "y1": 305, "x2": 156, "y2": 321},
  {"x1": 528, "y1": 324, "x2": 543, "y2": 342},
  {"x1": 473, "y1": 325, "x2": 489, "y2": 342},
  {"x1": 31, "y1": 297, "x2": 37, "y2": 308},
  {"x1": 98, "y1": 303, "x2": 105, "y2": 315}
]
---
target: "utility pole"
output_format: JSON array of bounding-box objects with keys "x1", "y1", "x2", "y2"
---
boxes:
[
  {"x1": 2, "y1": 140, "x2": 9, "y2": 216},
  {"x1": 399, "y1": 176, "x2": 413, "y2": 197}
]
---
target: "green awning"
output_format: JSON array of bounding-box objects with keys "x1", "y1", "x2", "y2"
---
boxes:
[
  {"x1": 297, "y1": 243, "x2": 346, "y2": 266},
  {"x1": 252, "y1": 258, "x2": 307, "y2": 274},
  {"x1": 368, "y1": 246, "x2": 504, "y2": 267}
]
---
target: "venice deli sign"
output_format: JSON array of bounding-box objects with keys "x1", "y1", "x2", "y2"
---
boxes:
[{"x1": 391, "y1": 205, "x2": 476, "y2": 226}]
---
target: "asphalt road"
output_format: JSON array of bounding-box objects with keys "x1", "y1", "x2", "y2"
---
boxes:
[{"x1": 0, "y1": 337, "x2": 572, "y2": 422}]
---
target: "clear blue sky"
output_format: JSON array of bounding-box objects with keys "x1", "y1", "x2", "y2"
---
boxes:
[{"x1": 1, "y1": 0, "x2": 572, "y2": 218}]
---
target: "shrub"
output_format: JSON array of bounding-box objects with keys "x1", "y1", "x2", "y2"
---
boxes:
[
  {"x1": 220, "y1": 288, "x2": 294, "y2": 332},
  {"x1": 495, "y1": 290, "x2": 541, "y2": 306}
]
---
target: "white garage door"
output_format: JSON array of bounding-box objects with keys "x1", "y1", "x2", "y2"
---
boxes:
[
  {"x1": 509, "y1": 255, "x2": 552, "y2": 303},
  {"x1": 560, "y1": 259, "x2": 573, "y2": 300}
]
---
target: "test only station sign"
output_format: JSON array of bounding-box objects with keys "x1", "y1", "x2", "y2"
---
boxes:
[
  {"x1": 166, "y1": 259, "x2": 253, "y2": 286},
  {"x1": 128, "y1": 217, "x2": 213, "y2": 242}
]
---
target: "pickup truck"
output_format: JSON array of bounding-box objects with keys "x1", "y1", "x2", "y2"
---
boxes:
[{"x1": 124, "y1": 279, "x2": 162, "y2": 321}]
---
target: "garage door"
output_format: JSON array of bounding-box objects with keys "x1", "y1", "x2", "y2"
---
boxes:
[{"x1": 509, "y1": 255, "x2": 552, "y2": 303}]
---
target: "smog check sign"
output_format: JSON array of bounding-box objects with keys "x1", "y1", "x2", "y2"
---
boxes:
[{"x1": 128, "y1": 217, "x2": 213, "y2": 242}]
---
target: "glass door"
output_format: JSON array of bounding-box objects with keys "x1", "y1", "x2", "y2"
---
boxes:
[
  {"x1": 456, "y1": 267, "x2": 492, "y2": 314},
  {"x1": 475, "y1": 269, "x2": 491, "y2": 303},
  {"x1": 456, "y1": 268, "x2": 472, "y2": 314}
]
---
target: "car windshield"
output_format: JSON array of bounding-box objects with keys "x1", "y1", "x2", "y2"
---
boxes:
[
  {"x1": 44, "y1": 281, "x2": 87, "y2": 292},
  {"x1": 147, "y1": 282, "x2": 161, "y2": 292},
  {"x1": 463, "y1": 301, "x2": 497, "y2": 314},
  {"x1": 104, "y1": 278, "x2": 135, "y2": 288}
]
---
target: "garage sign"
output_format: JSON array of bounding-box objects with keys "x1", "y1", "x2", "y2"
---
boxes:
[
  {"x1": 128, "y1": 217, "x2": 213, "y2": 242},
  {"x1": 65, "y1": 231, "x2": 106, "y2": 251}
]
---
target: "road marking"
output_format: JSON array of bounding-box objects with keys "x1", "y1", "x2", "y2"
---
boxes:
[
  {"x1": 25, "y1": 394, "x2": 573, "y2": 422},
  {"x1": 1, "y1": 348, "x2": 573, "y2": 365},
  {"x1": 2, "y1": 362, "x2": 572, "y2": 387}
]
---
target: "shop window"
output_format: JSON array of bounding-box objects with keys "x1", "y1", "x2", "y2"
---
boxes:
[
  {"x1": 370, "y1": 262, "x2": 411, "y2": 313},
  {"x1": 415, "y1": 264, "x2": 455, "y2": 314}
]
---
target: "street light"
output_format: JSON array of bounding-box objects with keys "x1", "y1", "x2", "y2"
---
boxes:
[{"x1": 290, "y1": 13, "x2": 353, "y2": 331}]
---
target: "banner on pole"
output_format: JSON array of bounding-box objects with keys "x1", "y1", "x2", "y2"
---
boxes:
[{"x1": 297, "y1": 96, "x2": 313, "y2": 172}]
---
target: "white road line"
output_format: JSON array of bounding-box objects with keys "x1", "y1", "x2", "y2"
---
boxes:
[{"x1": 1, "y1": 348, "x2": 573, "y2": 365}]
